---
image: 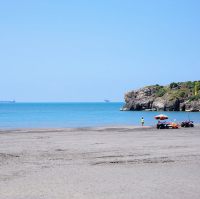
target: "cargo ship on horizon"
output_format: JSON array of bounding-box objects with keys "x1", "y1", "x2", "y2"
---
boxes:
[
  {"x1": 104, "y1": 98, "x2": 110, "y2": 102},
  {"x1": 0, "y1": 99, "x2": 16, "y2": 103}
]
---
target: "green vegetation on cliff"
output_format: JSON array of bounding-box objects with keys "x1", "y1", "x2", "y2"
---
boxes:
[
  {"x1": 154, "y1": 81, "x2": 200, "y2": 102},
  {"x1": 155, "y1": 87, "x2": 167, "y2": 97}
]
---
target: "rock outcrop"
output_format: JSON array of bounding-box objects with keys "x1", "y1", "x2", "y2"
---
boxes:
[{"x1": 120, "y1": 82, "x2": 200, "y2": 112}]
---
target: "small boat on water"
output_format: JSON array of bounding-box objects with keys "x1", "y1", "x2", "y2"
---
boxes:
[
  {"x1": 0, "y1": 99, "x2": 16, "y2": 103},
  {"x1": 104, "y1": 98, "x2": 110, "y2": 102}
]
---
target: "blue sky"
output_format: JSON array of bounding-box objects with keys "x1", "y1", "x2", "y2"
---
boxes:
[{"x1": 0, "y1": 0, "x2": 200, "y2": 102}]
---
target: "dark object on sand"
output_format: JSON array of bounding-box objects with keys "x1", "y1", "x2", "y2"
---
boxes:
[
  {"x1": 157, "y1": 122, "x2": 169, "y2": 129},
  {"x1": 181, "y1": 120, "x2": 194, "y2": 127}
]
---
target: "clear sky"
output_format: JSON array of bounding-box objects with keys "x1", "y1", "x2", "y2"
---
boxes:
[{"x1": 1, "y1": 0, "x2": 200, "y2": 102}]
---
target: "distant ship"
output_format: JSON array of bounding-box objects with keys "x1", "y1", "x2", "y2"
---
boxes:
[
  {"x1": 0, "y1": 99, "x2": 16, "y2": 103},
  {"x1": 104, "y1": 98, "x2": 110, "y2": 102}
]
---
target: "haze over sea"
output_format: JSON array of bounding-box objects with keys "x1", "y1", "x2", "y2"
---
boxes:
[{"x1": 0, "y1": 102, "x2": 200, "y2": 129}]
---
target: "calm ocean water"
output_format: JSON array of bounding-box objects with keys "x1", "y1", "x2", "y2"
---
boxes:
[{"x1": 0, "y1": 102, "x2": 200, "y2": 129}]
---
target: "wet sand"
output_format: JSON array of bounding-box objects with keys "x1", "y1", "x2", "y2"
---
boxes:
[{"x1": 1, "y1": 125, "x2": 200, "y2": 199}]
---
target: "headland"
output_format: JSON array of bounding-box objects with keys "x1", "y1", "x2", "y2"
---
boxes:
[{"x1": 120, "y1": 81, "x2": 200, "y2": 112}]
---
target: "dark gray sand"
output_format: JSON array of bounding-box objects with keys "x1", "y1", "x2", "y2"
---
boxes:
[{"x1": 1, "y1": 125, "x2": 200, "y2": 199}]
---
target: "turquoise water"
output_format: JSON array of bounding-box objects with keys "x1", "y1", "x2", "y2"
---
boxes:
[{"x1": 0, "y1": 102, "x2": 200, "y2": 129}]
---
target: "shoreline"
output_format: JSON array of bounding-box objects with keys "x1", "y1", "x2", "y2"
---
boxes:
[
  {"x1": 0, "y1": 124, "x2": 200, "y2": 132},
  {"x1": 0, "y1": 125, "x2": 154, "y2": 132}
]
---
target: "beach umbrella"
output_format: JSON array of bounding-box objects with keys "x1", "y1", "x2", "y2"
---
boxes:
[{"x1": 154, "y1": 114, "x2": 169, "y2": 120}]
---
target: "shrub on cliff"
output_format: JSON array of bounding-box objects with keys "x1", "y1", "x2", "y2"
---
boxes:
[
  {"x1": 155, "y1": 89, "x2": 167, "y2": 97},
  {"x1": 189, "y1": 93, "x2": 200, "y2": 102},
  {"x1": 187, "y1": 81, "x2": 195, "y2": 88},
  {"x1": 186, "y1": 81, "x2": 200, "y2": 89},
  {"x1": 179, "y1": 91, "x2": 185, "y2": 97},
  {"x1": 170, "y1": 82, "x2": 178, "y2": 89},
  {"x1": 197, "y1": 82, "x2": 200, "y2": 90}
]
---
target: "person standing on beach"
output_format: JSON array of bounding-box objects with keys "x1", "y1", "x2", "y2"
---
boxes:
[{"x1": 141, "y1": 118, "x2": 144, "y2": 126}]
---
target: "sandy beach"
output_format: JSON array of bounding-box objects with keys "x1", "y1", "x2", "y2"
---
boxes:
[{"x1": 1, "y1": 125, "x2": 200, "y2": 199}]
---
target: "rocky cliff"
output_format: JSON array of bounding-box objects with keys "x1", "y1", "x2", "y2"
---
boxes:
[{"x1": 120, "y1": 81, "x2": 200, "y2": 112}]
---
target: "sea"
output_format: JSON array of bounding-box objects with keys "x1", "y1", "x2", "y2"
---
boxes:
[{"x1": 0, "y1": 102, "x2": 200, "y2": 129}]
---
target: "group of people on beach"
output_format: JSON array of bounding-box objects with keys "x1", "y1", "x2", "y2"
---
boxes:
[{"x1": 141, "y1": 118, "x2": 168, "y2": 126}]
